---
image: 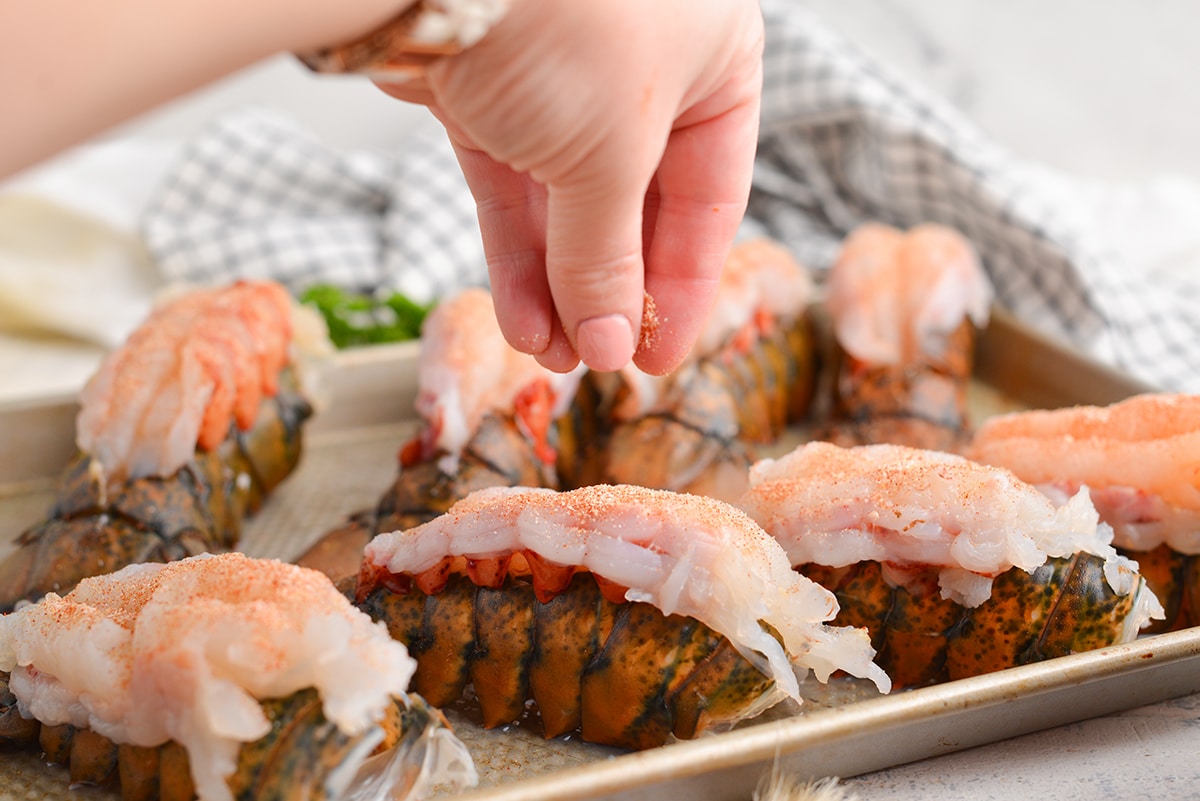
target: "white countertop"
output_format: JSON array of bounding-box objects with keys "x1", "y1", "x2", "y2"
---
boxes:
[
  {"x1": 2, "y1": 3, "x2": 1199, "y2": 799},
  {"x1": 839, "y1": 695, "x2": 1200, "y2": 801}
]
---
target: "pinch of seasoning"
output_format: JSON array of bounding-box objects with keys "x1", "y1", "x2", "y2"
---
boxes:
[{"x1": 638, "y1": 291, "x2": 660, "y2": 352}]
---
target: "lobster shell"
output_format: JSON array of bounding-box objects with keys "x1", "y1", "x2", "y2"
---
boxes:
[
  {"x1": 801, "y1": 552, "x2": 1148, "y2": 689},
  {"x1": 356, "y1": 572, "x2": 778, "y2": 751},
  {"x1": 0, "y1": 372, "x2": 310, "y2": 612},
  {"x1": 0, "y1": 671, "x2": 443, "y2": 801}
]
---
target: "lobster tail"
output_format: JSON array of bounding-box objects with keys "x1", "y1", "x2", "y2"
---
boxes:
[
  {"x1": 820, "y1": 223, "x2": 991, "y2": 451},
  {"x1": 597, "y1": 313, "x2": 818, "y2": 503},
  {"x1": 0, "y1": 378, "x2": 310, "y2": 612},
  {"x1": 0, "y1": 678, "x2": 458, "y2": 801},
  {"x1": 357, "y1": 572, "x2": 776, "y2": 751},
  {"x1": 804, "y1": 553, "x2": 1152, "y2": 689},
  {"x1": 965, "y1": 393, "x2": 1200, "y2": 633},
  {"x1": 352, "y1": 483, "x2": 891, "y2": 750},
  {"x1": 743, "y1": 441, "x2": 1162, "y2": 689},
  {"x1": 0, "y1": 554, "x2": 477, "y2": 801}
]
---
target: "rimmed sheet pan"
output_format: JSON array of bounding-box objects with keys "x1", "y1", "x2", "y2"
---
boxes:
[{"x1": 3, "y1": 309, "x2": 1194, "y2": 801}]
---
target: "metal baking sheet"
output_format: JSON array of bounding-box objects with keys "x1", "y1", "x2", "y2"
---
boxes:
[{"x1": 3, "y1": 309, "x2": 1198, "y2": 801}]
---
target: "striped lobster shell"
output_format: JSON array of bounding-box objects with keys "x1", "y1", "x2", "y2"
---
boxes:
[
  {"x1": 0, "y1": 373, "x2": 310, "y2": 612},
  {"x1": 739, "y1": 442, "x2": 1162, "y2": 690},
  {"x1": 350, "y1": 484, "x2": 890, "y2": 751},
  {"x1": 356, "y1": 571, "x2": 777, "y2": 751},
  {"x1": 588, "y1": 311, "x2": 818, "y2": 503},
  {"x1": 0, "y1": 673, "x2": 460, "y2": 801},
  {"x1": 802, "y1": 554, "x2": 1148, "y2": 688}
]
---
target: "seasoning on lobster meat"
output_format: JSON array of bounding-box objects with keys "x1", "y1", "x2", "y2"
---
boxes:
[
  {"x1": 966, "y1": 392, "x2": 1200, "y2": 632},
  {"x1": 353, "y1": 484, "x2": 891, "y2": 751},
  {"x1": 301, "y1": 242, "x2": 818, "y2": 580},
  {"x1": 577, "y1": 238, "x2": 819, "y2": 502},
  {"x1": 738, "y1": 442, "x2": 1163, "y2": 689},
  {"x1": 297, "y1": 287, "x2": 584, "y2": 582},
  {"x1": 821, "y1": 223, "x2": 992, "y2": 452},
  {"x1": 0, "y1": 280, "x2": 323, "y2": 612},
  {"x1": 0, "y1": 553, "x2": 476, "y2": 801}
]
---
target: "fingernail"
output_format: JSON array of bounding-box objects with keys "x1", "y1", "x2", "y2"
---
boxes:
[
  {"x1": 534, "y1": 334, "x2": 581, "y2": 373},
  {"x1": 575, "y1": 314, "x2": 635, "y2": 372},
  {"x1": 514, "y1": 330, "x2": 550, "y2": 355}
]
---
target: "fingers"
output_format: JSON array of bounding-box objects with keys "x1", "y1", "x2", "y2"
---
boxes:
[
  {"x1": 532, "y1": 314, "x2": 580, "y2": 373},
  {"x1": 450, "y1": 137, "x2": 583, "y2": 372},
  {"x1": 448, "y1": 114, "x2": 656, "y2": 374},
  {"x1": 441, "y1": 107, "x2": 755, "y2": 377},
  {"x1": 634, "y1": 79, "x2": 762, "y2": 375},
  {"x1": 375, "y1": 0, "x2": 766, "y2": 377},
  {"x1": 544, "y1": 154, "x2": 653, "y2": 373},
  {"x1": 461, "y1": 134, "x2": 657, "y2": 375},
  {"x1": 448, "y1": 141, "x2": 555, "y2": 351},
  {"x1": 426, "y1": 1, "x2": 666, "y2": 373}
]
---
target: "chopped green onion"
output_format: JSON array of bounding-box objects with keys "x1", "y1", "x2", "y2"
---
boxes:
[{"x1": 300, "y1": 285, "x2": 434, "y2": 349}]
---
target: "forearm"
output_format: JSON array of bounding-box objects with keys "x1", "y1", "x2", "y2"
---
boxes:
[{"x1": 1, "y1": 0, "x2": 412, "y2": 177}]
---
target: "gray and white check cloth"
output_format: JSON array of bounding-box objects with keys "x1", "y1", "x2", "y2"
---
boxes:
[{"x1": 141, "y1": 2, "x2": 1200, "y2": 392}]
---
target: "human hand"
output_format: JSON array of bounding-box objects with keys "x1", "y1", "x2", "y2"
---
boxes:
[{"x1": 378, "y1": 0, "x2": 764, "y2": 375}]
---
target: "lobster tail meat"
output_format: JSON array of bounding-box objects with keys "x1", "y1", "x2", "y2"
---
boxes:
[
  {"x1": 823, "y1": 223, "x2": 992, "y2": 451},
  {"x1": 739, "y1": 442, "x2": 1163, "y2": 687},
  {"x1": 356, "y1": 485, "x2": 890, "y2": 749},
  {"x1": 0, "y1": 553, "x2": 476, "y2": 801},
  {"x1": 827, "y1": 224, "x2": 990, "y2": 367},
  {"x1": 742, "y1": 442, "x2": 1137, "y2": 602},
  {"x1": 692, "y1": 238, "x2": 815, "y2": 361},
  {"x1": 415, "y1": 287, "x2": 584, "y2": 473},
  {"x1": 77, "y1": 281, "x2": 297, "y2": 487},
  {"x1": 966, "y1": 392, "x2": 1200, "y2": 631},
  {"x1": 0, "y1": 280, "x2": 317, "y2": 612},
  {"x1": 966, "y1": 393, "x2": 1200, "y2": 551}
]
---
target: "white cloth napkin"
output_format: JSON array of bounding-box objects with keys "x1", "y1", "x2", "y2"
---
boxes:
[
  {"x1": 0, "y1": 141, "x2": 174, "y2": 348},
  {"x1": 134, "y1": 3, "x2": 1200, "y2": 392},
  {"x1": 0, "y1": 142, "x2": 172, "y2": 400}
]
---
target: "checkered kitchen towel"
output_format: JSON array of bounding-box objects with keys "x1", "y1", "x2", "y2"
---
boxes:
[{"x1": 140, "y1": 1, "x2": 1200, "y2": 392}]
